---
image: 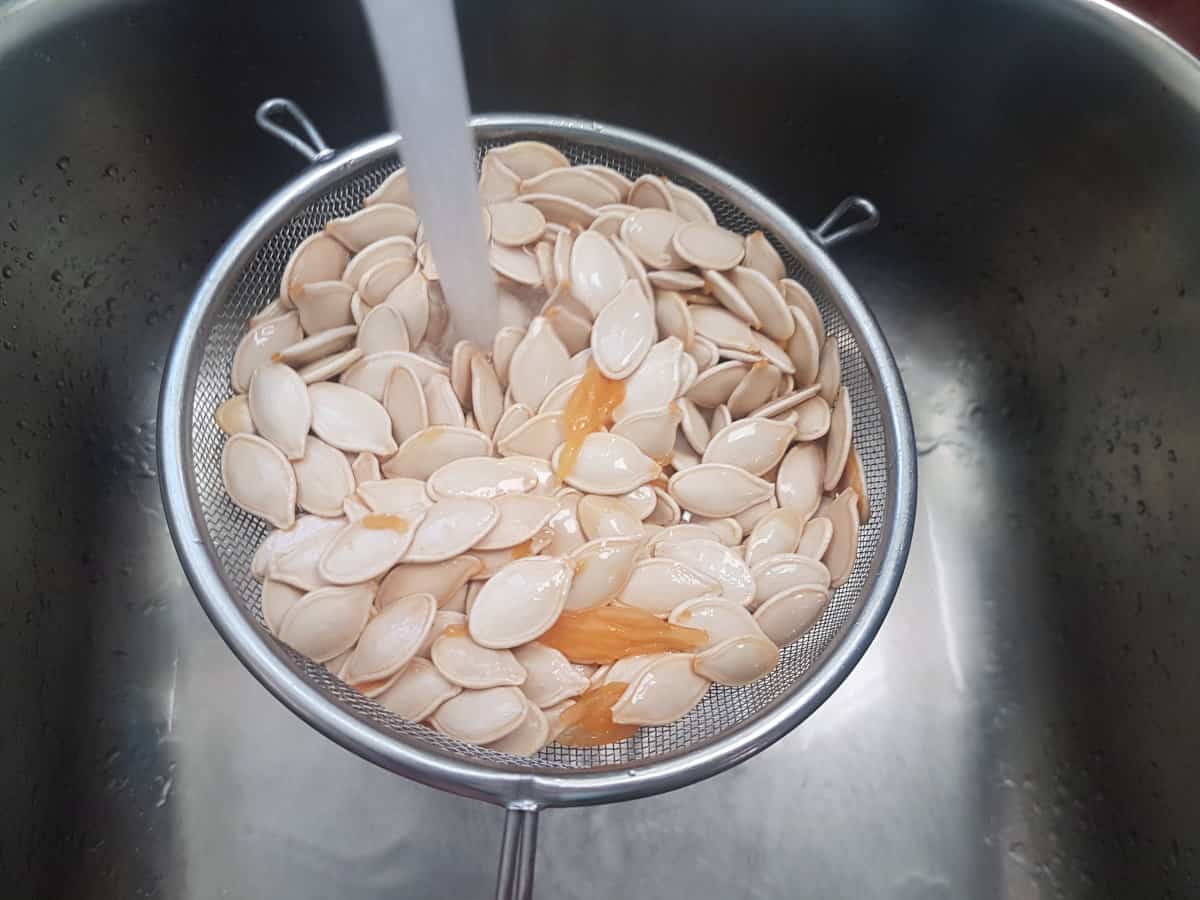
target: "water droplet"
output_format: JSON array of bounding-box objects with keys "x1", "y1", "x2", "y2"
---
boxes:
[
  {"x1": 55, "y1": 155, "x2": 70, "y2": 172},
  {"x1": 50, "y1": 270, "x2": 63, "y2": 283},
  {"x1": 57, "y1": 213, "x2": 68, "y2": 225},
  {"x1": 103, "y1": 164, "x2": 119, "y2": 178},
  {"x1": 1, "y1": 266, "x2": 12, "y2": 279}
]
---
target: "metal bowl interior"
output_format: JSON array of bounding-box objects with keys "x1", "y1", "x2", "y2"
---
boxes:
[{"x1": 157, "y1": 115, "x2": 917, "y2": 809}]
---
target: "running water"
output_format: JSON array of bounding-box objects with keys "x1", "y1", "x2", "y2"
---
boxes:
[{"x1": 361, "y1": 0, "x2": 498, "y2": 348}]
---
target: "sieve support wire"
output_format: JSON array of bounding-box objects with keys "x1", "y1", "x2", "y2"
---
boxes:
[{"x1": 495, "y1": 806, "x2": 539, "y2": 900}]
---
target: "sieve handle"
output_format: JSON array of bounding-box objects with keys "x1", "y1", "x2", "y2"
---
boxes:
[
  {"x1": 812, "y1": 195, "x2": 880, "y2": 248},
  {"x1": 495, "y1": 806, "x2": 539, "y2": 900},
  {"x1": 255, "y1": 98, "x2": 336, "y2": 163}
]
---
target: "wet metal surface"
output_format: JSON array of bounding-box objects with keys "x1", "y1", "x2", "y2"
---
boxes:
[{"x1": 2, "y1": 0, "x2": 1198, "y2": 897}]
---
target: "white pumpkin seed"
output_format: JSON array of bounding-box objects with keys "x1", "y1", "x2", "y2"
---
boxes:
[
  {"x1": 614, "y1": 337, "x2": 685, "y2": 421},
  {"x1": 577, "y1": 165, "x2": 633, "y2": 200},
  {"x1": 364, "y1": 166, "x2": 412, "y2": 206},
  {"x1": 648, "y1": 487, "x2": 682, "y2": 526},
  {"x1": 685, "y1": 360, "x2": 750, "y2": 408},
  {"x1": 816, "y1": 336, "x2": 841, "y2": 403},
  {"x1": 687, "y1": 334, "x2": 719, "y2": 372},
  {"x1": 552, "y1": 432, "x2": 660, "y2": 495},
  {"x1": 620, "y1": 208, "x2": 687, "y2": 270},
  {"x1": 405, "y1": 497, "x2": 499, "y2": 563},
  {"x1": 751, "y1": 554, "x2": 832, "y2": 605},
  {"x1": 648, "y1": 269, "x2": 705, "y2": 291},
  {"x1": 576, "y1": 495, "x2": 643, "y2": 542},
  {"x1": 343, "y1": 592, "x2": 436, "y2": 686},
  {"x1": 563, "y1": 536, "x2": 641, "y2": 611},
  {"x1": 381, "y1": 272, "x2": 431, "y2": 346},
  {"x1": 780, "y1": 278, "x2": 826, "y2": 346},
  {"x1": 427, "y1": 456, "x2": 537, "y2": 500},
  {"x1": 376, "y1": 657, "x2": 461, "y2": 721},
  {"x1": 792, "y1": 395, "x2": 831, "y2": 441},
  {"x1": 743, "y1": 231, "x2": 786, "y2": 282},
  {"x1": 567, "y1": 230, "x2": 626, "y2": 316},
  {"x1": 618, "y1": 484, "x2": 657, "y2": 520},
  {"x1": 668, "y1": 596, "x2": 762, "y2": 649},
  {"x1": 702, "y1": 417, "x2": 795, "y2": 476},
  {"x1": 488, "y1": 200, "x2": 546, "y2": 246},
  {"x1": 611, "y1": 654, "x2": 709, "y2": 725},
  {"x1": 473, "y1": 494, "x2": 559, "y2": 550},
  {"x1": 590, "y1": 280, "x2": 656, "y2": 380},
  {"x1": 215, "y1": 394, "x2": 255, "y2": 436},
  {"x1": 319, "y1": 509, "x2": 425, "y2": 584},
  {"x1": 666, "y1": 182, "x2": 717, "y2": 224},
  {"x1": 520, "y1": 192, "x2": 597, "y2": 229},
  {"x1": 730, "y1": 266, "x2": 793, "y2": 341},
  {"x1": 795, "y1": 515, "x2": 833, "y2": 560},
  {"x1": 381, "y1": 426, "x2": 492, "y2": 480},
  {"x1": 308, "y1": 381, "x2": 398, "y2": 456},
  {"x1": 277, "y1": 326, "x2": 357, "y2": 368},
  {"x1": 231, "y1": 311, "x2": 303, "y2": 393},
  {"x1": 378, "y1": 555, "x2": 481, "y2": 609},
  {"x1": 521, "y1": 167, "x2": 621, "y2": 208},
  {"x1": 610, "y1": 235, "x2": 654, "y2": 299},
  {"x1": 343, "y1": 235, "x2": 417, "y2": 289},
  {"x1": 277, "y1": 583, "x2": 373, "y2": 663},
  {"x1": 656, "y1": 538, "x2": 755, "y2": 607},
  {"x1": 587, "y1": 209, "x2": 627, "y2": 238},
  {"x1": 545, "y1": 493, "x2": 586, "y2": 557},
  {"x1": 326, "y1": 202, "x2": 418, "y2": 251},
  {"x1": 261, "y1": 578, "x2": 303, "y2": 635},
  {"x1": 496, "y1": 410, "x2": 563, "y2": 460},
  {"x1": 627, "y1": 174, "x2": 674, "y2": 210},
  {"x1": 281, "y1": 233, "x2": 351, "y2": 305},
  {"x1": 727, "y1": 361, "x2": 782, "y2": 418},
  {"x1": 489, "y1": 241, "x2": 542, "y2": 286},
  {"x1": 491, "y1": 141, "x2": 569, "y2": 179},
  {"x1": 431, "y1": 630, "x2": 527, "y2": 689},
  {"x1": 291, "y1": 281, "x2": 355, "y2": 334},
  {"x1": 701, "y1": 270, "x2": 761, "y2": 328},
  {"x1": 610, "y1": 404, "x2": 682, "y2": 463},
  {"x1": 293, "y1": 436, "x2": 356, "y2": 517},
  {"x1": 252, "y1": 514, "x2": 344, "y2": 581},
  {"x1": 653, "y1": 290, "x2": 695, "y2": 349},
  {"x1": 748, "y1": 383, "x2": 821, "y2": 419},
  {"x1": 430, "y1": 686, "x2": 527, "y2": 745},
  {"x1": 823, "y1": 488, "x2": 860, "y2": 588},
  {"x1": 672, "y1": 221, "x2": 744, "y2": 270},
  {"x1": 479, "y1": 153, "x2": 522, "y2": 202},
  {"x1": 492, "y1": 326, "x2": 525, "y2": 388},
  {"x1": 617, "y1": 557, "x2": 720, "y2": 616},
  {"x1": 688, "y1": 516, "x2": 743, "y2": 546},
  {"x1": 423, "y1": 373, "x2": 466, "y2": 428},
  {"x1": 744, "y1": 507, "x2": 806, "y2": 569},
  {"x1": 508, "y1": 316, "x2": 572, "y2": 410},
  {"x1": 513, "y1": 643, "x2": 590, "y2": 708},
  {"x1": 222, "y1": 433, "x2": 297, "y2": 528},
  {"x1": 486, "y1": 700, "x2": 550, "y2": 756},
  {"x1": 342, "y1": 350, "x2": 448, "y2": 401},
  {"x1": 823, "y1": 385, "x2": 853, "y2": 491},
  {"x1": 469, "y1": 555, "x2": 572, "y2": 649},
  {"x1": 732, "y1": 495, "x2": 778, "y2": 534},
  {"x1": 248, "y1": 362, "x2": 311, "y2": 460},
  {"x1": 754, "y1": 585, "x2": 829, "y2": 646},
  {"x1": 776, "y1": 442, "x2": 823, "y2": 518},
  {"x1": 469, "y1": 354, "x2": 504, "y2": 438},
  {"x1": 299, "y1": 348, "x2": 364, "y2": 385},
  {"x1": 692, "y1": 634, "x2": 778, "y2": 686},
  {"x1": 358, "y1": 256, "x2": 418, "y2": 307}
]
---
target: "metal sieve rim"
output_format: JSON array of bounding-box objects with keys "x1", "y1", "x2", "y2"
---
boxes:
[{"x1": 157, "y1": 113, "x2": 917, "y2": 811}]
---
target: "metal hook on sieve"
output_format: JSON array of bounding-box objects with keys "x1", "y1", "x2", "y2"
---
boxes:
[
  {"x1": 812, "y1": 195, "x2": 880, "y2": 248},
  {"x1": 255, "y1": 98, "x2": 336, "y2": 163}
]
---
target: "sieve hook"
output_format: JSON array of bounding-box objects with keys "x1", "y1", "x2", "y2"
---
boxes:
[
  {"x1": 255, "y1": 98, "x2": 335, "y2": 163},
  {"x1": 495, "y1": 806, "x2": 539, "y2": 900},
  {"x1": 812, "y1": 195, "x2": 880, "y2": 248}
]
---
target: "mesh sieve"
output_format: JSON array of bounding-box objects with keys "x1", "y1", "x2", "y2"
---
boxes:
[{"x1": 160, "y1": 108, "x2": 916, "y2": 818}]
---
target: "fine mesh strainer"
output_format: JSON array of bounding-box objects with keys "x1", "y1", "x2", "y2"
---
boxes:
[{"x1": 158, "y1": 98, "x2": 917, "y2": 899}]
